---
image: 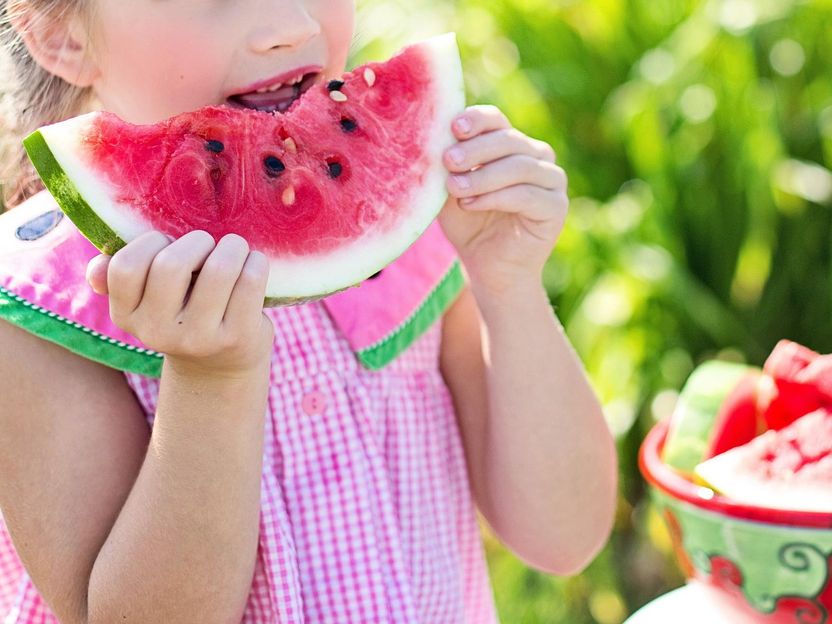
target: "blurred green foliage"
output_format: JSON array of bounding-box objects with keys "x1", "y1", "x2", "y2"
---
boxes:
[
  {"x1": 0, "y1": 0, "x2": 828, "y2": 620},
  {"x1": 352, "y1": 0, "x2": 831, "y2": 621}
]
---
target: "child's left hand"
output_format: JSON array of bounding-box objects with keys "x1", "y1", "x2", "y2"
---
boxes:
[{"x1": 439, "y1": 105, "x2": 568, "y2": 296}]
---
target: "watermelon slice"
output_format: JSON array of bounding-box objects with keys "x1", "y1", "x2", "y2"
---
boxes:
[
  {"x1": 661, "y1": 361, "x2": 763, "y2": 474},
  {"x1": 23, "y1": 34, "x2": 465, "y2": 304},
  {"x1": 758, "y1": 340, "x2": 832, "y2": 430},
  {"x1": 694, "y1": 409, "x2": 832, "y2": 512}
]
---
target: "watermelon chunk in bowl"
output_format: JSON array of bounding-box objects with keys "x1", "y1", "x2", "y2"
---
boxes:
[
  {"x1": 642, "y1": 340, "x2": 832, "y2": 623},
  {"x1": 661, "y1": 360, "x2": 763, "y2": 475},
  {"x1": 662, "y1": 340, "x2": 832, "y2": 477},
  {"x1": 759, "y1": 340, "x2": 832, "y2": 431},
  {"x1": 23, "y1": 34, "x2": 466, "y2": 305},
  {"x1": 694, "y1": 409, "x2": 832, "y2": 513}
]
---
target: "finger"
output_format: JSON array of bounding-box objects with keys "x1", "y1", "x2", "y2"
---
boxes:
[
  {"x1": 183, "y1": 233, "x2": 251, "y2": 328},
  {"x1": 444, "y1": 129, "x2": 556, "y2": 173},
  {"x1": 459, "y1": 185, "x2": 569, "y2": 222},
  {"x1": 447, "y1": 156, "x2": 566, "y2": 199},
  {"x1": 107, "y1": 231, "x2": 172, "y2": 320},
  {"x1": 452, "y1": 105, "x2": 512, "y2": 140},
  {"x1": 223, "y1": 250, "x2": 270, "y2": 329},
  {"x1": 141, "y1": 230, "x2": 217, "y2": 319},
  {"x1": 86, "y1": 254, "x2": 111, "y2": 295}
]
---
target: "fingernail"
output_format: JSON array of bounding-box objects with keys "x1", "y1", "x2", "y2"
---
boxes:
[
  {"x1": 453, "y1": 175, "x2": 471, "y2": 190},
  {"x1": 460, "y1": 197, "x2": 476, "y2": 206},
  {"x1": 447, "y1": 147, "x2": 464, "y2": 165},
  {"x1": 85, "y1": 258, "x2": 98, "y2": 282},
  {"x1": 455, "y1": 117, "x2": 471, "y2": 134}
]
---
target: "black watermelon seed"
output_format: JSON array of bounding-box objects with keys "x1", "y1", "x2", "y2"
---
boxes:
[
  {"x1": 340, "y1": 118, "x2": 358, "y2": 133},
  {"x1": 205, "y1": 140, "x2": 224, "y2": 153},
  {"x1": 368, "y1": 270, "x2": 383, "y2": 280},
  {"x1": 327, "y1": 80, "x2": 345, "y2": 92},
  {"x1": 264, "y1": 155, "x2": 286, "y2": 177},
  {"x1": 327, "y1": 161, "x2": 343, "y2": 179}
]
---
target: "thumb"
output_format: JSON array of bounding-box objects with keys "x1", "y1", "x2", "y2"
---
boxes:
[{"x1": 86, "y1": 254, "x2": 112, "y2": 295}]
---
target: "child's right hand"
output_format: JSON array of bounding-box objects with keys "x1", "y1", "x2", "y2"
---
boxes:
[{"x1": 86, "y1": 230, "x2": 274, "y2": 378}]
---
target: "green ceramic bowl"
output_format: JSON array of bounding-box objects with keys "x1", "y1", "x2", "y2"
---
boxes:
[{"x1": 640, "y1": 420, "x2": 832, "y2": 623}]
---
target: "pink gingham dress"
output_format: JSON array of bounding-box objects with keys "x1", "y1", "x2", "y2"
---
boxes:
[{"x1": 0, "y1": 198, "x2": 499, "y2": 623}]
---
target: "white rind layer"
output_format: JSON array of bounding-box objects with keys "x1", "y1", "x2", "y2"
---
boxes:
[
  {"x1": 264, "y1": 33, "x2": 465, "y2": 298},
  {"x1": 38, "y1": 33, "x2": 465, "y2": 300},
  {"x1": 40, "y1": 113, "x2": 154, "y2": 242}
]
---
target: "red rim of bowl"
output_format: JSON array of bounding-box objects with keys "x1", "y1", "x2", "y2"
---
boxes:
[{"x1": 639, "y1": 419, "x2": 832, "y2": 529}]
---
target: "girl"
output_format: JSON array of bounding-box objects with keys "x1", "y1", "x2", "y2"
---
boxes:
[{"x1": 0, "y1": 1, "x2": 617, "y2": 622}]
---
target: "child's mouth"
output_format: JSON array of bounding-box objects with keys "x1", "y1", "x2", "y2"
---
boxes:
[{"x1": 226, "y1": 72, "x2": 320, "y2": 114}]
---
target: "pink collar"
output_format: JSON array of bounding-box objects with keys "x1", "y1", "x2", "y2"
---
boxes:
[{"x1": 0, "y1": 197, "x2": 462, "y2": 375}]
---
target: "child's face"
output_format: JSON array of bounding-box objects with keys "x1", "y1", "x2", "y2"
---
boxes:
[{"x1": 87, "y1": 0, "x2": 354, "y2": 124}]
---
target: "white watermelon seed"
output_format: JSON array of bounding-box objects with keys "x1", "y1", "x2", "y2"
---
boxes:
[
  {"x1": 284, "y1": 137, "x2": 297, "y2": 153},
  {"x1": 282, "y1": 186, "x2": 296, "y2": 206},
  {"x1": 363, "y1": 68, "x2": 376, "y2": 87},
  {"x1": 330, "y1": 91, "x2": 348, "y2": 103}
]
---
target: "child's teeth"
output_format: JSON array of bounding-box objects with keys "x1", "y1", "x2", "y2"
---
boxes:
[
  {"x1": 252, "y1": 74, "x2": 306, "y2": 95},
  {"x1": 256, "y1": 83, "x2": 281, "y2": 94}
]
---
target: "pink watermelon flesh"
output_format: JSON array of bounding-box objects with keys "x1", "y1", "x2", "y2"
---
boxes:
[
  {"x1": 25, "y1": 35, "x2": 464, "y2": 303},
  {"x1": 705, "y1": 372, "x2": 765, "y2": 458},
  {"x1": 84, "y1": 54, "x2": 431, "y2": 256},
  {"x1": 759, "y1": 340, "x2": 832, "y2": 431},
  {"x1": 695, "y1": 409, "x2": 832, "y2": 512}
]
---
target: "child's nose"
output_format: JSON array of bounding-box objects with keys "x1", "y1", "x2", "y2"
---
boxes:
[{"x1": 248, "y1": 0, "x2": 322, "y2": 53}]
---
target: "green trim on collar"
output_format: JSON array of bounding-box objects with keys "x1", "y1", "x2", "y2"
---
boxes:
[
  {"x1": 0, "y1": 285, "x2": 163, "y2": 378},
  {"x1": 357, "y1": 260, "x2": 465, "y2": 370}
]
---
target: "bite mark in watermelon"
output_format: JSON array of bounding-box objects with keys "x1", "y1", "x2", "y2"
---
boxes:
[
  {"x1": 694, "y1": 409, "x2": 832, "y2": 512},
  {"x1": 23, "y1": 34, "x2": 465, "y2": 305}
]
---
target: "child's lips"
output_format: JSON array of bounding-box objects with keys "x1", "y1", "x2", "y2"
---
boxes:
[{"x1": 227, "y1": 72, "x2": 320, "y2": 113}]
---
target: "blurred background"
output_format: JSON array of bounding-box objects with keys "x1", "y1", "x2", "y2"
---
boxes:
[
  {"x1": 1, "y1": 0, "x2": 830, "y2": 621},
  {"x1": 351, "y1": 0, "x2": 831, "y2": 621}
]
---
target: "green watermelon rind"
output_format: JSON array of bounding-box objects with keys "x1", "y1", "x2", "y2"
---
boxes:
[
  {"x1": 23, "y1": 130, "x2": 126, "y2": 256},
  {"x1": 662, "y1": 361, "x2": 757, "y2": 474}
]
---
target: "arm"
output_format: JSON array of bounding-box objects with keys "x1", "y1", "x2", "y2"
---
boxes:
[
  {"x1": 88, "y1": 358, "x2": 269, "y2": 624},
  {"x1": 87, "y1": 231, "x2": 274, "y2": 624},
  {"x1": 0, "y1": 323, "x2": 268, "y2": 624},
  {"x1": 437, "y1": 105, "x2": 617, "y2": 575},
  {"x1": 0, "y1": 229, "x2": 274, "y2": 623},
  {"x1": 441, "y1": 283, "x2": 617, "y2": 576},
  {"x1": 0, "y1": 321, "x2": 150, "y2": 624}
]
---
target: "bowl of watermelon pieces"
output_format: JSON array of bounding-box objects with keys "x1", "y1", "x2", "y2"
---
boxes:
[{"x1": 640, "y1": 340, "x2": 832, "y2": 623}]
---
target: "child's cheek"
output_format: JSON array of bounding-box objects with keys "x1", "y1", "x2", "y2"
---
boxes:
[{"x1": 92, "y1": 5, "x2": 234, "y2": 124}]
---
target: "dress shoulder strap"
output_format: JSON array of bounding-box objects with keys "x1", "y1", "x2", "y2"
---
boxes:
[{"x1": 0, "y1": 196, "x2": 163, "y2": 376}]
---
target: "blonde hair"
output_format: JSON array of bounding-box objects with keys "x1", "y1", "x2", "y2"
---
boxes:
[{"x1": 0, "y1": 0, "x2": 93, "y2": 209}]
